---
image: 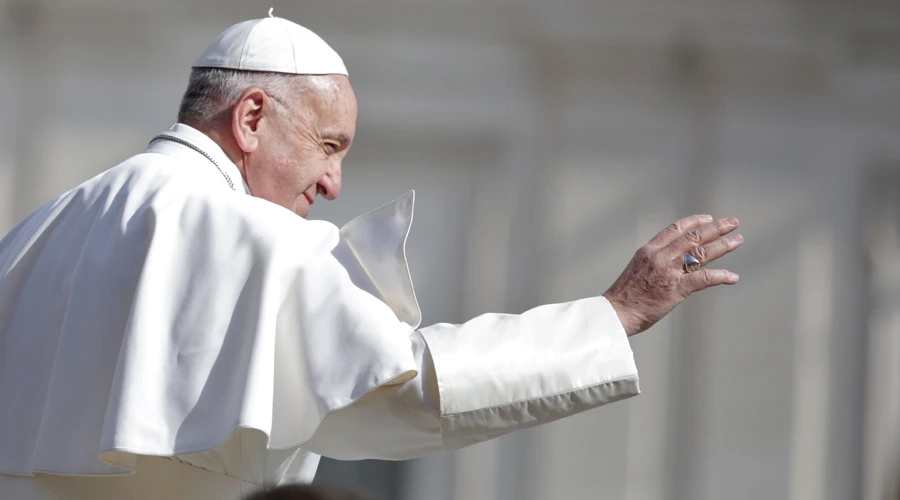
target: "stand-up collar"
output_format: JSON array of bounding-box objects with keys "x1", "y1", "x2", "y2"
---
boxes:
[{"x1": 147, "y1": 123, "x2": 251, "y2": 195}]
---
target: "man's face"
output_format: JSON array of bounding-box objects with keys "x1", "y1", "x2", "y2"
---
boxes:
[{"x1": 245, "y1": 75, "x2": 357, "y2": 217}]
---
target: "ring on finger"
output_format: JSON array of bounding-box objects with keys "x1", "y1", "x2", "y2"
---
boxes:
[{"x1": 683, "y1": 253, "x2": 701, "y2": 273}]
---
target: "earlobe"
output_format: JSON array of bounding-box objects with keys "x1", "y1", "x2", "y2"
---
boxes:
[{"x1": 232, "y1": 88, "x2": 266, "y2": 153}]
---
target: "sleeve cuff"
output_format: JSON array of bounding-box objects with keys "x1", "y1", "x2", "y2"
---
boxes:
[{"x1": 419, "y1": 296, "x2": 640, "y2": 451}]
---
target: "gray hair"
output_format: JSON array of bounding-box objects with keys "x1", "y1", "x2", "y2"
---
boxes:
[{"x1": 177, "y1": 68, "x2": 336, "y2": 125}]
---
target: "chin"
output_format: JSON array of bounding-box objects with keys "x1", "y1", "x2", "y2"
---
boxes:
[{"x1": 295, "y1": 200, "x2": 311, "y2": 218}]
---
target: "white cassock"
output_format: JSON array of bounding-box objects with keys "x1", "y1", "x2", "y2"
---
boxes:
[{"x1": 0, "y1": 123, "x2": 640, "y2": 499}]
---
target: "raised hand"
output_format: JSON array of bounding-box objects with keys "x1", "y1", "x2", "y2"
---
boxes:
[{"x1": 603, "y1": 214, "x2": 743, "y2": 336}]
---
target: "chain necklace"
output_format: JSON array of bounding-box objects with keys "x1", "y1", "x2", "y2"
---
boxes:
[{"x1": 150, "y1": 134, "x2": 236, "y2": 191}]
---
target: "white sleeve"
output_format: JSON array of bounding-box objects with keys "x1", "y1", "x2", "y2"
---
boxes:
[{"x1": 303, "y1": 296, "x2": 640, "y2": 460}]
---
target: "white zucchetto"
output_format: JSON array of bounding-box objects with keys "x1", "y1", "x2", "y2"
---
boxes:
[{"x1": 192, "y1": 9, "x2": 348, "y2": 76}]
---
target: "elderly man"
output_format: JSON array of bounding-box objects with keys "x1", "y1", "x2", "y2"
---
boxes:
[{"x1": 0, "y1": 12, "x2": 742, "y2": 499}]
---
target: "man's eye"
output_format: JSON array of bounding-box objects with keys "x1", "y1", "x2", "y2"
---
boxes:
[{"x1": 324, "y1": 142, "x2": 337, "y2": 153}]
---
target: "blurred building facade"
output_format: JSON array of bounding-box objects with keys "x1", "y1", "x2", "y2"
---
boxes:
[{"x1": 1, "y1": 1, "x2": 899, "y2": 499}]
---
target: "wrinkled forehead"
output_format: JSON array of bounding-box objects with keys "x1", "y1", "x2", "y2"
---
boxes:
[
  {"x1": 302, "y1": 75, "x2": 357, "y2": 135},
  {"x1": 319, "y1": 75, "x2": 356, "y2": 114},
  {"x1": 290, "y1": 75, "x2": 355, "y2": 117}
]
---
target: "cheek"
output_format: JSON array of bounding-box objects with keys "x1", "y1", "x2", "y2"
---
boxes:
[
  {"x1": 251, "y1": 142, "x2": 329, "y2": 199},
  {"x1": 247, "y1": 151, "x2": 294, "y2": 204},
  {"x1": 295, "y1": 156, "x2": 332, "y2": 187}
]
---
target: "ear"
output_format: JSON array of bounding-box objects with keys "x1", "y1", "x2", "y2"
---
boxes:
[{"x1": 231, "y1": 88, "x2": 269, "y2": 153}]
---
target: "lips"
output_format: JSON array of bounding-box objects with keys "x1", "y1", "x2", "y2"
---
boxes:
[{"x1": 304, "y1": 192, "x2": 315, "y2": 206}]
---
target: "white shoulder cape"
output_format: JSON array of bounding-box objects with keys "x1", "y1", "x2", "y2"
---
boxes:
[
  {"x1": 0, "y1": 126, "x2": 641, "y2": 493},
  {"x1": 0, "y1": 149, "x2": 421, "y2": 479}
]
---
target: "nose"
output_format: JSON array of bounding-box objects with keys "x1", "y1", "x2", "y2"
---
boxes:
[{"x1": 317, "y1": 162, "x2": 342, "y2": 200}]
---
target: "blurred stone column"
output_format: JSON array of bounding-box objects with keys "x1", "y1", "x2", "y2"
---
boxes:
[
  {"x1": 662, "y1": 34, "x2": 723, "y2": 500},
  {"x1": 499, "y1": 31, "x2": 570, "y2": 500},
  {"x1": 821, "y1": 131, "x2": 869, "y2": 500},
  {"x1": 860, "y1": 169, "x2": 900, "y2": 500},
  {"x1": 0, "y1": 1, "x2": 41, "y2": 231},
  {"x1": 0, "y1": 2, "x2": 13, "y2": 233},
  {"x1": 788, "y1": 226, "x2": 834, "y2": 500},
  {"x1": 3, "y1": 0, "x2": 49, "y2": 226}
]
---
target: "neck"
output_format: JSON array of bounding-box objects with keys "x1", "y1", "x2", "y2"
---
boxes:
[{"x1": 181, "y1": 119, "x2": 247, "y2": 180}]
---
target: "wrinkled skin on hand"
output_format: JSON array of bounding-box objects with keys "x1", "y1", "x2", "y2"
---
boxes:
[{"x1": 603, "y1": 214, "x2": 743, "y2": 336}]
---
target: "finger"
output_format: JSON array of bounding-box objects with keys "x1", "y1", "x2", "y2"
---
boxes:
[
  {"x1": 681, "y1": 268, "x2": 740, "y2": 294},
  {"x1": 665, "y1": 217, "x2": 739, "y2": 257},
  {"x1": 686, "y1": 232, "x2": 744, "y2": 266},
  {"x1": 647, "y1": 214, "x2": 713, "y2": 248}
]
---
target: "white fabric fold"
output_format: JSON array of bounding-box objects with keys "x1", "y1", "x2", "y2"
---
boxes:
[
  {"x1": 331, "y1": 190, "x2": 421, "y2": 329},
  {"x1": 302, "y1": 297, "x2": 639, "y2": 460},
  {"x1": 0, "y1": 124, "x2": 641, "y2": 497},
  {"x1": 0, "y1": 131, "x2": 417, "y2": 483}
]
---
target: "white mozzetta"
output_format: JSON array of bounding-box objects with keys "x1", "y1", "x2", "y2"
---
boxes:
[{"x1": 0, "y1": 124, "x2": 639, "y2": 498}]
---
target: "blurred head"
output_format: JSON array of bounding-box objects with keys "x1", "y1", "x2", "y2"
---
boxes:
[
  {"x1": 178, "y1": 68, "x2": 357, "y2": 217},
  {"x1": 245, "y1": 483, "x2": 374, "y2": 500}
]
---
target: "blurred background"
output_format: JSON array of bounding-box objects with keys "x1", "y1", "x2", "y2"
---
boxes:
[{"x1": 2, "y1": 0, "x2": 900, "y2": 499}]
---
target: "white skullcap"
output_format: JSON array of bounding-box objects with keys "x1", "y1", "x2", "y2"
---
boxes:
[{"x1": 193, "y1": 9, "x2": 348, "y2": 76}]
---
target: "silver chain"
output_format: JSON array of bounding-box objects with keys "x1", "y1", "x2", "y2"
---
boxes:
[{"x1": 150, "y1": 134, "x2": 236, "y2": 191}]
